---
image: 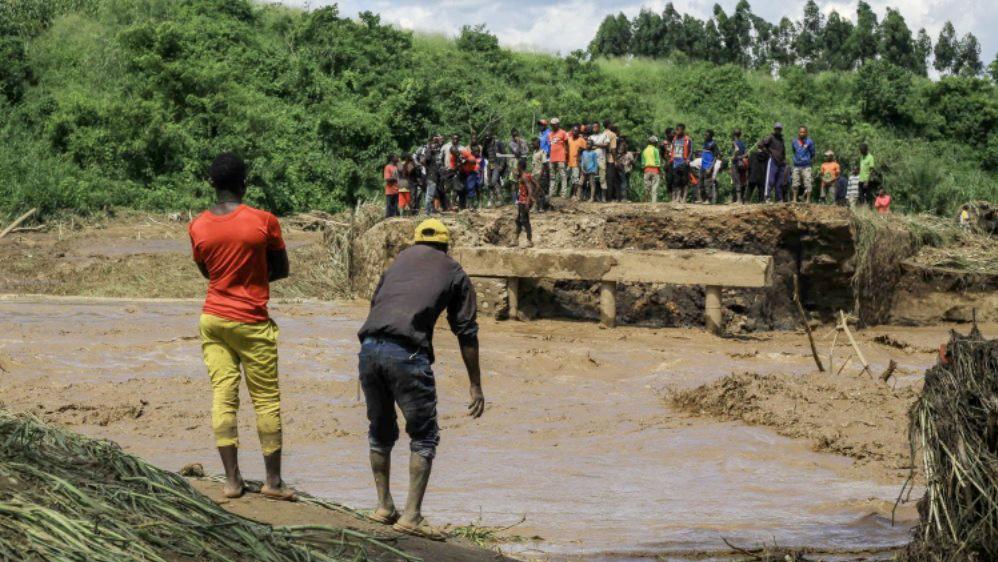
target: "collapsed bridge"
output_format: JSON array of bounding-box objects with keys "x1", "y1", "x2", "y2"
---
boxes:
[{"x1": 452, "y1": 246, "x2": 773, "y2": 333}]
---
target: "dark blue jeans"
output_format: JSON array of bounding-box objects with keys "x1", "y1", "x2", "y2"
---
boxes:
[{"x1": 359, "y1": 338, "x2": 439, "y2": 459}]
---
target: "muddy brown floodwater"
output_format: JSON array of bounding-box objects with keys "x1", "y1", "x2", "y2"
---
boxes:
[{"x1": 3, "y1": 296, "x2": 980, "y2": 560}]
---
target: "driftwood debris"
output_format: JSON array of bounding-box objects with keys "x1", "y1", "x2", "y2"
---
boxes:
[
  {"x1": 792, "y1": 275, "x2": 824, "y2": 372},
  {"x1": 839, "y1": 310, "x2": 873, "y2": 378},
  {"x1": 0, "y1": 208, "x2": 38, "y2": 240}
]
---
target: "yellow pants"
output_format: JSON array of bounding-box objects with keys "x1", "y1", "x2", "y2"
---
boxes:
[{"x1": 199, "y1": 314, "x2": 282, "y2": 455}]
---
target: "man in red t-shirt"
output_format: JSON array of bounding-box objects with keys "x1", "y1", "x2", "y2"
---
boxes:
[
  {"x1": 188, "y1": 152, "x2": 295, "y2": 501},
  {"x1": 383, "y1": 154, "x2": 400, "y2": 218},
  {"x1": 548, "y1": 117, "x2": 569, "y2": 199}
]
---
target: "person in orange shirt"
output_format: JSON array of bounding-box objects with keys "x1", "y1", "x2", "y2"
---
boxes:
[
  {"x1": 818, "y1": 151, "x2": 841, "y2": 204},
  {"x1": 874, "y1": 189, "x2": 892, "y2": 215},
  {"x1": 567, "y1": 127, "x2": 587, "y2": 200},
  {"x1": 383, "y1": 154, "x2": 400, "y2": 217},
  {"x1": 189, "y1": 153, "x2": 295, "y2": 501},
  {"x1": 548, "y1": 118, "x2": 569, "y2": 199}
]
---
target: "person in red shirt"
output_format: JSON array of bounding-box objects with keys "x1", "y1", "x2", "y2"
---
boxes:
[
  {"x1": 513, "y1": 159, "x2": 536, "y2": 247},
  {"x1": 383, "y1": 154, "x2": 400, "y2": 218},
  {"x1": 449, "y1": 145, "x2": 478, "y2": 210},
  {"x1": 874, "y1": 189, "x2": 892, "y2": 215},
  {"x1": 548, "y1": 117, "x2": 569, "y2": 199},
  {"x1": 188, "y1": 153, "x2": 295, "y2": 501}
]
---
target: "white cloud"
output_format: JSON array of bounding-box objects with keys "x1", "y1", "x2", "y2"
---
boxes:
[{"x1": 283, "y1": 0, "x2": 996, "y2": 65}]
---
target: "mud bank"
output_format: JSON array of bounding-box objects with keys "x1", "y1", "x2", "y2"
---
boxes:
[
  {"x1": 671, "y1": 371, "x2": 920, "y2": 481},
  {"x1": 342, "y1": 203, "x2": 995, "y2": 332}
]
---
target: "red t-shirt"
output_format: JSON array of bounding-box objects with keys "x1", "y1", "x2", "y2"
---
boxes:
[
  {"x1": 383, "y1": 164, "x2": 399, "y2": 195},
  {"x1": 517, "y1": 173, "x2": 533, "y2": 205},
  {"x1": 549, "y1": 129, "x2": 568, "y2": 163},
  {"x1": 189, "y1": 205, "x2": 286, "y2": 323}
]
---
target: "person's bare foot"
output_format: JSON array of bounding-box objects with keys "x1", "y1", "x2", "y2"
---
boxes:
[
  {"x1": 260, "y1": 482, "x2": 297, "y2": 501},
  {"x1": 222, "y1": 478, "x2": 245, "y2": 499},
  {"x1": 369, "y1": 506, "x2": 400, "y2": 525},
  {"x1": 393, "y1": 515, "x2": 447, "y2": 541}
]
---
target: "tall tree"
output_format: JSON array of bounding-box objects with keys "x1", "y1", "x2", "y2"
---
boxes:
[
  {"x1": 731, "y1": 0, "x2": 755, "y2": 67},
  {"x1": 820, "y1": 10, "x2": 856, "y2": 71},
  {"x1": 879, "y1": 8, "x2": 917, "y2": 72},
  {"x1": 631, "y1": 8, "x2": 665, "y2": 58},
  {"x1": 589, "y1": 13, "x2": 632, "y2": 57},
  {"x1": 793, "y1": 0, "x2": 823, "y2": 70},
  {"x1": 933, "y1": 21, "x2": 958, "y2": 74},
  {"x1": 661, "y1": 3, "x2": 683, "y2": 55},
  {"x1": 702, "y1": 19, "x2": 725, "y2": 63},
  {"x1": 677, "y1": 14, "x2": 705, "y2": 59},
  {"x1": 848, "y1": 1, "x2": 879, "y2": 65},
  {"x1": 990, "y1": 53, "x2": 998, "y2": 83},
  {"x1": 953, "y1": 32, "x2": 983, "y2": 76},
  {"x1": 913, "y1": 28, "x2": 932, "y2": 76},
  {"x1": 769, "y1": 16, "x2": 797, "y2": 69},
  {"x1": 749, "y1": 14, "x2": 774, "y2": 70}
]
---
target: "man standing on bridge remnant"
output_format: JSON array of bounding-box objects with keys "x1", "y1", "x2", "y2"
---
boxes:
[
  {"x1": 357, "y1": 219, "x2": 485, "y2": 541},
  {"x1": 762, "y1": 122, "x2": 787, "y2": 202},
  {"x1": 188, "y1": 152, "x2": 295, "y2": 502}
]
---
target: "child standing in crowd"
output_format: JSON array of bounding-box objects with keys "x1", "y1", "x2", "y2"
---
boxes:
[
  {"x1": 513, "y1": 159, "x2": 536, "y2": 248},
  {"x1": 874, "y1": 189, "x2": 892, "y2": 215},
  {"x1": 746, "y1": 142, "x2": 768, "y2": 204},
  {"x1": 568, "y1": 127, "x2": 587, "y2": 200},
  {"x1": 531, "y1": 139, "x2": 547, "y2": 211},
  {"x1": 858, "y1": 143, "x2": 875, "y2": 206},
  {"x1": 791, "y1": 126, "x2": 815, "y2": 203},
  {"x1": 465, "y1": 146, "x2": 483, "y2": 209},
  {"x1": 581, "y1": 140, "x2": 600, "y2": 202},
  {"x1": 698, "y1": 130, "x2": 717, "y2": 204},
  {"x1": 846, "y1": 167, "x2": 861, "y2": 207},
  {"x1": 641, "y1": 136, "x2": 662, "y2": 203},
  {"x1": 383, "y1": 154, "x2": 400, "y2": 218},
  {"x1": 834, "y1": 165, "x2": 849, "y2": 206},
  {"x1": 398, "y1": 154, "x2": 415, "y2": 216},
  {"x1": 729, "y1": 129, "x2": 747, "y2": 204},
  {"x1": 819, "y1": 151, "x2": 840, "y2": 204}
]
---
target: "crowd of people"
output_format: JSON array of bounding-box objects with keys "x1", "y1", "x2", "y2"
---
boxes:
[{"x1": 382, "y1": 120, "x2": 893, "y2": 226}]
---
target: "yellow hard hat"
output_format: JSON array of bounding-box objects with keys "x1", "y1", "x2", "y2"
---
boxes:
[{"x1": 413, "y1": 218, "x2": 450, "y2": 244}]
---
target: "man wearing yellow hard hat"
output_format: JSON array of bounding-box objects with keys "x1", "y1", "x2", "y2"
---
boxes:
[{"x1": 356, "y1": 218, "x2": 485, "y2": 541}]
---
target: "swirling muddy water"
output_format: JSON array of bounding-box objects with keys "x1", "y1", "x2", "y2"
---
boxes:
[{"x1": 0, "y1": 298, "x2": 925, "y2": 559}]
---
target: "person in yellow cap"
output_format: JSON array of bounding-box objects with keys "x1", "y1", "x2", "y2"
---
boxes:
[{"x1": 356, "y1": 218, "x2": 485, "y2": 541}]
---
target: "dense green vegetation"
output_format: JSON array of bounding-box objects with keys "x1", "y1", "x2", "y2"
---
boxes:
[{"x1": 1, "y1": 0, "x2": 995, "y2": 220}]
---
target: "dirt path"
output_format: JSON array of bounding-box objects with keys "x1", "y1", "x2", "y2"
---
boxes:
[
  {"x1": 0, "y1": 296, "x2": 977, "y2": 559},
  {"x1": 187, "y1": 480, "x2": 515, "y2": 562}
]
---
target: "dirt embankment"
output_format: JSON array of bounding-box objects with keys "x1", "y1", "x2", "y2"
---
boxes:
[
  {"x1": 670, "y1": 370, "x2": 921, "y2": 481},
  {"x1": 0, "y1": 212, "x2": 343, "y2": 299},
  {"x1": 345, "y1": 202, "x2": 997, "y2": 331}
]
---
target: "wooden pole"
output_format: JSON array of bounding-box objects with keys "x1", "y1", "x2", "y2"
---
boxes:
[
  {"x1": 704, "y1": 285, "x2": 723, "y2": 335},
  {"x1": 793, "y1": 274, "x2": 824, "y2": 372},
  {"x1": 507, "y1": 277, "x2": 520, "y2": 320},
  {"x1": 600, "y1": 280, "x2": 616, "y2": 328},
  {"x1": 839, "y1": 310, "x2": 872, "y2": 378},
  {"x1": 0, "y1": 208, "x2": 38, "y2": 240}
]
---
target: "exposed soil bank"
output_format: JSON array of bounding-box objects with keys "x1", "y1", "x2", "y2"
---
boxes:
[
  {"x1": 671, "y1": 371, "x2": 920, "y2": 479},
  {"x1": 344, "y1": 202, "x2": 996, "y2": 332}
]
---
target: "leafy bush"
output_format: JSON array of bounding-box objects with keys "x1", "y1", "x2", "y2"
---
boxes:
[{"x1": 0, "y1": 0, "x2": 995, "y2": 220}]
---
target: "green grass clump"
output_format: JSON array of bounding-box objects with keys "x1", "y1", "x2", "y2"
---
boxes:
[{"x1": 0, "y1": 409, "x2": 418, "y2": 561}]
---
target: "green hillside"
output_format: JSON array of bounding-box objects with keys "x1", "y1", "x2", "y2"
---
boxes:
[{"x1": 1, "y1": 0, "x2": 995, "y2": 219}]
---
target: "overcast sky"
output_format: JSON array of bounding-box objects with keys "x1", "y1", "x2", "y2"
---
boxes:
[{"x1": 280, "y1": 0, "x2": 995, "y2": 69}]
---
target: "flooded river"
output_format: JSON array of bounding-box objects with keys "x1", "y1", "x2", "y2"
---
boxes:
[{"x1": 0, "y1": 297, "x2": 926, "y2": 559}]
